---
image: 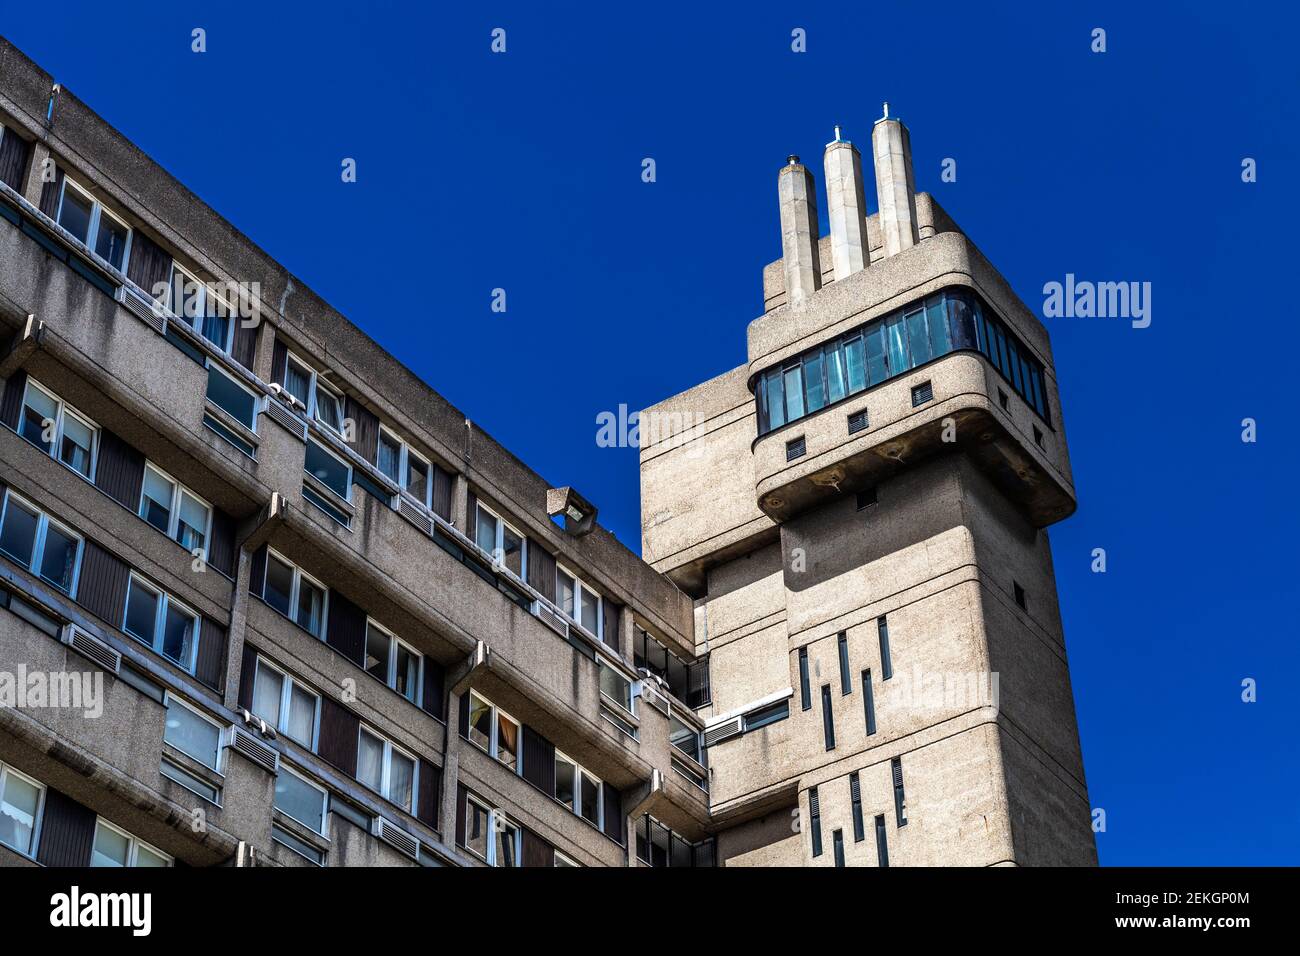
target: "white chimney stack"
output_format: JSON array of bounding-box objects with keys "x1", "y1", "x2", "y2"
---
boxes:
[
  {"x1": 777, "y1": 155, "x2": 822, "y2": 310},
  {"x1": 872, "y1": 105, "x2": 920, "y2": 258},
  {"x1": 823, "y1": 127, "x2": 869, "y2": 281}
]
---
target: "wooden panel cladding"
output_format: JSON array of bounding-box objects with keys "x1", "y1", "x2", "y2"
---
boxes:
[
  {"x1": 270, "y1": 336, "x2": 288, "y2": 387},
  {"x1": 231, "y1": 317, "x2": 257, "y2": 371},
  {"x1": 324, "y1": 588, "x2": 366, "y2": 667},
  {"x1": 0, "y1": 126, "x2": 29, "y2": 191},
  {"x1": 194, "y1": 617, "x2": 227, "y2": 691},
  {"x1": 521, "y1": 827, "x2": 555, "y2": 868},
  {"x1": 74, "y1": 540, "x2": 130, "y2": 626},
  {"x1": 602, "y1": 596, "x2": 621, "y2": 651},
  {"x1": 521, "y1": 725, "x2": 556, "y2": 797},
  {"x1": 602, "y1": 781, "x2": 624, "y2": 844},
  {"x1": 417, "y1": 760, "x2": 441, "y2": 830},
  {"x1": 92, "y1": 427, "x2": 145, "y2": 511},
  {"x1": 237, "y1": 642, "x2": 258, "y2": 712},
  {"x1": 35, "y1": 787, "x2": 96, "y2": 867},
  {"x1": 527, "y1": 538, "x2": 556, "y2": 603},
  {"x1": 454, "y1": 782, "x2": 467, "y2": 847},
  {"x1": 207, "y1": 508, "x2": 236, "y2": 578},
  {"x1": 248, "y1": 544, "x2": 267, "y2": 597},
  {"x1": 317, "y1": 696, "x2": 360, "y2": 777},
  {"x1": 125, "y1": 230, "x2": 172, "y2": 296},
  {"x1": 344, "y1": 395, "x2": 379, "y2": 465},
  {"x1": 421, "y1": 658, "x2": 445, "y2": 721},
  {"x1": 431, "y1": 465, "x2": 453, "y2": 522},
  {"x1": 37, "y1": 166, "x2": 62, "y2": 218},
  {"x1": 0, "y1": 368, "x2": 27, "y2": 429}
]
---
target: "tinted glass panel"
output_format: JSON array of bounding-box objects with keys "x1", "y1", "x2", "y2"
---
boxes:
[
  {"x1": 95, "y1": 214, "x2": 129, "y2": 270},
  {"x1": 38, "y1": 522, "x2": 78, "y2": 592},
  {"x1": 905, "y1": 308, "x2": 931, "y2": 365},
  {"x1": 275, "y1": 771, "x2": 325, "y2": 832},
  {"x1": 0, "y1": 499, "x2": 39, "y2": 568},
  {"x1": 263, "y1": 556, "x2": 294, "y2": 616},
  {"x1": 60, "y1": 414, "x2": 95, "y2": 476},
  {"x1": 164, "y1": 702, "x2": 219, "y2": 769},
  {"x1": 58, "y1": 188, "x2": 93, "y2": 242},
  {"x1": 305, "y1": 442, "x2": 349, "y2": 500},
  {"x1": 124, "y1": 581, "x2": 158, "y2": 644},
  {"x1": 206, "y1": 368, "x2": 256, "y2": 428}
]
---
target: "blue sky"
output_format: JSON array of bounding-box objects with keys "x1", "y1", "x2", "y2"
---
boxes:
[{"x1": 7, "y1": 1, "x2": 1296, "y2": 864}]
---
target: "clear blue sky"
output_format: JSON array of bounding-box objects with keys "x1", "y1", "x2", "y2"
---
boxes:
[{"x1": 7, "y1": 1, "x2": 1296, "y2": 865}]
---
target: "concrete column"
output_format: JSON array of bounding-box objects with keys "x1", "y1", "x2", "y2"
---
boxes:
[
  {"x1": 619, "y1": 605, "x2": 635, "y2": 662},
  {"x1": 777, "y1": 156, "x2": 821, "y2": 310},
  {"x1": 22, "y1": 141, "x2": 50, "y2": 207},
  {"x1": 823, "y1": 129, "x2": 869, "y2": 281},
  {"x1": 440, "y1": 688, "x2": 462, "y2": 843},
  {"x1": 221, "y1": 545, "x2": 254, "y2": 711},
  {"x1": 451, "y1": 473, "x2": 469, "y2": 533},
  {"x1": 871, "y1": 108, "x2": 919, "y2": 258}
]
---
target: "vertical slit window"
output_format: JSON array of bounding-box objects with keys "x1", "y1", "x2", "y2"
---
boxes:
[
  {"x1": 837, "y1": 633, "x2": 851, "y2": 695},
  {"x1": 892, "y1": 757, "x2": 907, "y2": 827},
  {"x1": 798, "y1": 647, "x2": 811, "y2": 711},
  {"x1": 850, "y1": 772, "x2": 864, "y2": 842},
  {"x1": 875, "y1": 814, "x2": 889, "y2": 867},
  {"x1": 832, "y1": 828, "x2": 845, "y2": 867},
  {"x1": 809, "y1": 787, "x2": 822, "y2": 858},
  {"x1": 878, "y1": 616, "x2": 892, "y2": 680},
  {"x1": 862, "y1": 669, "x2": 876, "y2": 735},
  {"x1": 821, "y1": 685, "x2": 835, "y2": 751}
]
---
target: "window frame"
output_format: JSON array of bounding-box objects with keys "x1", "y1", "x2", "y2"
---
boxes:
[
  {"x1": 18, "y1": 378, "x2": 100, "y2": 481},
  {"x1": 0, "y1": 761, "x2": 46, "y2": 859},
  {"x1": 313, "y1": 379, "x2": 344, "y2": 435},
  {"x1": 465, "y1": 691, "x2": 521, "y2": 773},
  {"x1": 138, "y1": 462, "x2": 213, "y2": 561},
  {"x1": 0, "y1": 489, "x2": 83, "y2": 596},
  {"x1": 273, "y1": 764, "x2": 330, "y2": 836},
  {"x1": 363, "y1": 618, "x2": 423, "y2": 706},
  {"x1": 204, "y1": 362, "x2": 260, "y2": 432},
  {"x1": 261, "y1": 549, "x2": 330, "y2": 640},
  {"x1": 281, "y1": 351, "x2": 318, "y2": 412},
  {"x1": 475, "y1": 502, "x2": 527, "y2": 581},
  {"x1": 55, "y1": 175, "x2": 133, "y2": 273},
  {"x1": 169, "y1": 262, "x2": 237, "y2": 353},
  {"x1": 251, "y1": 656, "x2": 322, "y2": 750},
  {"x1": 304, "y1": 437, "x2": 353, "y2": 504},
  {"x1": 123, "y1": 572, "x2": 200, "y2": 672},
  {"x1": 356, "y1": 726, "x2": 419, "y2": 812},
  {"x1": 162, "y1": 693, "x2": 225, "y2": 773},
  {"x1": 465, "y1": 796, "x2": 521, "y2": 867},
  {"x1": 555, "y1": 564, "x2": 602, "y2": 640},
  {"x1": 91, "y1": 818, "x2": 173, "y2": 868},
  {"x1": 554, "y1": 749, "x2": 604, "y2": 829}
]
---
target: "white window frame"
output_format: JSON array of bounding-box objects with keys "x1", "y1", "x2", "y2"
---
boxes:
[
  {"x1": 377, "y1": 426, "x2": 433, "y2": 510},
  {"x1": 252, "y1": 656, "x2": 321, "y2": 750},
  {"x1": 123, "y1": 572, "x2": 200, "y2": 672},
  {"x1": 205, "y1": 362, "x2": 260, "y2": 432},
  {"x1": 356, "y1": 726, "x2": 419, "y2": 811},
  {"x1": 304, "y1": 437, "x2": 353, "y2": 503},
  {"x1": 55, "y1": 176, "x2": 133, "y2": 273},
  {"x1": 465, "y1": 691, "x2": 520, "y2": 773},
  {"x1": 556, "y1": 564, "x2": 602, "y2": 640},
  {"x1": 281, "y1": 351, "x2": 317, "y2": 412},
  {"x1": 475, "y1": 502, "x2": 527, "y2": 581},
  {"x1": 464, "y1": 795, "x2": 521, "y2": 867},
  {"x1": 0, "y1": 761, "x2": 46, "y2": 859},
  {"x1": 363, "y1": 619, "x2": 423, "y2": 705},
  {"x1": 554, "y1": 851, "x2": 579, "y2": 867},
  {"x1": 313, "y1": 379, "x2": 344, "y2": 435},
  {"x1": 18, "y1": 378, "x2": 100, "y2": 481},
  {"x1": 91, "y1": 818, "x2": 173, "y2": 868},
  {"x1": 168, "y1": 262, "x2": 236, "y2": 353},
  {"x1": 554, "y1": 750, "x2": 604, "y2": 829},
  {"x1": 138, "y1": 462, "x2": 213, "y2": 560},
  {"x1": 162, "y1": 693, "x2": 225, "y2": 773},
  {"x1": 273, "y1": 764, "x2": 330, "y2": 835},
  {"x1": 0, "y1": 489, "x2": 83, "y2": 596},
  {"x1": 262, "y1": 548, "x2": 330, "y2": 639}
]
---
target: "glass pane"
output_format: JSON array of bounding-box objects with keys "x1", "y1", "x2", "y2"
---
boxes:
[
  {"x1": 140, "y1": 468, "x2": 174, "y2": 532},
  {"x1": 1007, "y1": 338, "x2": 1023, "y2": 392},
  {"x1": 295, "y1": 579, "x2": 325, "y2": 637},
  {"x1": 468, "y1": 696, "x2": 492, "y2": 752},
  {"x1": 885, "y1": 315, "x2": 909, "y2": 375},
  {"x1": 161, "y1": 603, "x2": 196, "y2": 666},
  {"x1": 865, "y1": 324, "x2": 888, "y2": 385},
  {"x1": 315, "y1": 388, "x2": 342, "y2": 431},
  {"x1": 124, "y1": 581, "x2": 158, "y2": 644},
  {"x1": 580, "y1": 773, "x2": 600, "y2": 826},
  {"x1": 475, "y1": 508, "x2": 497, "y2": 556},
  {"x1": 95, "y1": 214, "x2": 130, "y2": 270},
  {"x1": 580, "y1": 588, "x2": 599, "y2": 635},
  {"x1": 501, "y1": 526, "x2": 523, "y2": 578},
  {"x1": 275, "y1": 771, "x2": 325, "y2": 833},
  {"x1": 252, "y1": 662, "x2": 283, "y2": 727},
  {"x1": 497, "y1": 713, "x2": 518, "y2": 771},
  {"x1": 927, "y1": 296, "x2": 952, "y2": 356},
  {"x1": 206, "y1": 367, "x2": 256, "y2": 428},
  {"x1": 135, "y1": 845, "x2": 170, "y2": 868},
  {"x1": 263, "y1": 556, "x2": 294, "y2": 616},
  {"x1": 287, "y1": 684, "x2": 317, "y2": 747},
  {"x1": 91, "y1": 823, "x2": 130, "y2": 867},
  {"x1": 365, "y1": 624, "x2": 392, "y2": 684},
  {"x1": 764, "y1": 370, "x2": 785, "y2": 431},
  {"x1": 0, "y1": 499, "x2": 39, "y2": 568},
  {"x1": 305, "y1": 442, "x2": 350, "y2": 500},
  {"x1": 906, "y1": 308, "x2": 932, "y2": 366},
  {"x1": 466, "y1": 802, "x2": 489, "y2": 860},
  {"x1": 38, "y1": 523, "x2": 78, "y2": 592},
  {"x1": 389, "y1": 751, "x2": 414, "y2": 811},
  {"x1": 670, "y1": 716, "x2": 700, "y2": 760},
  {"x1": 600, "y1": 664, "x2": 632, "y2": 712},
  {"x1": 176, "y1": 492, "x2": 209, "y2": 554},
  {"x1": 201, "y1": 294, "x2": 230, "y2": 350},
  {"x1": 20, "y1": 387, "x2": 57, "y2": 453},
  {"x1": 948, "y1": 293, "x2": 977, "y2": 351},
  {"x1": 557, "y1": 571, "x2": 575, "y2": 618},
  {"x1": 496, "y1": 822, "x2": 518, "y2": 867},
  {"x1": 377, "y1": 434, "x2": 401, "y2": 483},
  {"x1": 803, "y1": 351, "x2": 825, "y2": 413},
  {"x1": 783, "y1": 366, "x2": 805, "y2": 420},
  {"x1": 825, "y1": 342, "x2": 847, "y2": 403},
  {"x1": 844, "y1": 336, "x2": 867, "y2": 393},
  {"x1": 164, "y1": 701, "x2": 219, "y2": 769},
  {"x1": 1030, "y1": 367, "x2": 1045, "y2": 416},
  {"x1": 284, "y1": 359, "x2": 312, "y2": 407},
  {"x1": 406, "y1": 456, "x2": 429, "y2": 504},
  {"x1": 356, "y1": 731, "x2": 384, "y2": 792},
  {"x1": 0, "y1": 773, "x2": 41, "y2": 854},
  {"x1": 58, "y1": 187, "x2": 93, "y2": 242},
  {"x1": 59, "y1": 414, "x2": 95, "y2": 476},
  {"x1": 555, "y1": 757, "x2": 576, "y2": 811},
  {"x1": 394, "y1": 643, "x2": 419, "y2": 703}
]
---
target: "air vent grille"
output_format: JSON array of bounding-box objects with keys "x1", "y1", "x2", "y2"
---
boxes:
[
  {"x1": 265, "y1": 399, "x2": 308, "y2": 440},
  {"x1": 396, "y1": 496, "x2": 434, "y2": 536},
  {"x1": 785, "y1": 436, "x2": 807, "y2": 461},
  {"x1": 228, "y1": 726, "x2": 279, "y2": 774},
  {"x1": 60, "y1": 624, "x2": 122, "y2": 674},
  {"x1": 119, "y1": 285, "x2": 167, "y2": 334},
  {"x1": 703, "y1": 716, "x2": 743, "y2": 747},
  {"x1": 911, "y1": 381, "x2": 933, "y2": 406},
  {"x1": 372, "y1": 816, "x2": 420, "y2": 859},
  {"x1": 847, "y1": 409, "x2": 869, "y2": 434},
  {"x1": 533, "y1": 601, "x2": 570, "y2": 639}
]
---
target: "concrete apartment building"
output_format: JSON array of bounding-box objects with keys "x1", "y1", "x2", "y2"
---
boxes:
[{"x1": 0, "y1": 37, "x2": 1093, "y2": 867}]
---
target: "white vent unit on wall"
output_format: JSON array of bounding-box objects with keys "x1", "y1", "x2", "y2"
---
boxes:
[
  {"x1": 703, "y1": 716, "x2": 744, "y2": 747},
  {"x1": 533, "y1": 601, "x2": 570, "y2": 639},
  {"x1": 60, "y1": 624, "x2": 122, "y2": 675},
  {"x1": 372, "y1": 816, "x2": 420, "y2": 860},
  {"x1": 396, "y1": 496, "x2": 434, "y2": 536},
  {"x1": 117, "y1": 284, "x2": 168, "y2": 334},
  {"x1": 227, "y1": 726, "x2": 280, "y2": 774},
  {"x1": 264, "y1": 398, "x2": 308, "y2": 440}
]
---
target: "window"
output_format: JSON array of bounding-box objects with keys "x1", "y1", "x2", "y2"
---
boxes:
[
  {"x1": 314, "y1": 381, "x2": 344, "y2": 434},
  {"x1": 821, "y1": 685, "x2": 835, "y2": 751},
  {"x1": 205, "y1": 365, "x2": 258, "y2": 431},
  {"x1": 634, "y1": 815, "x2": 716, "y2": 867},
  {"x1": 260, "y1": 551, "x2": 328, "y2": 638},
  {"x1": 375, "y1": 428, "x2": 433, "y2": 509},
  {"x1": 168, "y1": 263, "x2": 235, "y2": 352},
  {"x1": 163, "y1": 697, "x2": 222, "y2": 771},
  {"x1": 669, "y1": 714, "x2": 703, "y2": 764},
  {"x1": 878, "y1": 616, "x2": 893, "y2": 680},
  {"x1": 744, "y1": 700, "x2": 789, "y2": 731},
  {"x1": 91, "y1": 820, "x2": 171, "y2": 867},
  {"x1": 554, "y1": 852, "x2": 580, "y2": 868},
  {"x1": 875, "y1": 814, "x2": 889, "y2": 867},
  {"x1": 274, "y1": 766, "x2": 329, "y2": 835},
  {"x1": 364, "y1": 621, "x2": 422, "y2": 705},
  {"x1": 911, "y1": 381, "x2": 933, "y2": 406},
  {"x1": 466, "y1": 692, "x2": 520, "y2": 772},
  {"x1": 862, "y1": 669, "x2": 877, "y2": 736},
  {"x1": 599, "y1": 661, "x2": 636, "y2": 717},
  {"x1": 357, "y1": 728, "x2": 416, "y2": 812},
  {"x1": 0, "y1": 491, "x2": 82, "y2": 595},
  {"x1": 837, "y1": 632, "x2": 851, "y2": 695},
  {"x1": 556, "y1": 566, "x2": 601, "y2": 638},
  {"x1": 465, "y1": 796, "x2": 491, "y2": 861},
  {"x1": 998, "y1": 388, "x2": 1009, "y2": 411},
  {"x1": 832, "y1": 828, "x2": 845, "y2": 868},
  {"x1": 252, "y1": 657, "x2": 320, "y2": 749},
  {"x1": 850, "y1": 771, "x2": 865, "y2": 842},
  {"x1": 282, "y1": 353, "x2": 314, "y2": 409},
  {"x1": 124, "y1": 574, "x2": 198, "y2": 670},
  {"x1": 1014, "y1": 581, "x2": 1027, "y2": 610},
  {"x1": 0, "y1": 762, "x2": 44, "y2": 857},
  {"x1": 139, "y1": 464, "x2": 212, "y2": 558},
  {"x1": 634, "y1": 627, "x2": 709, "y2": 707},
  {"x1": 304, "y1": 440, "x2": 351, "y2": 501},
  {"x1": 475, "y1": 503, "x2": 525, "y2": 579},
  {"x1": 892, "y1": 757, "x2": 908, "y2": 827},
  {"x1": 465, "y1": 797, "x2": 520, "y2": 867},
  {"x1": 1033, "y1": 425, "x2": 1045, "y2": 449},
  {"x1": 809, "y1": 787, "x2": 822, "y2": 858},
  {"x1": 56, "y1": 177, "x2": 132, "y2": 271},
  {"x1": 798, "y1": 646, "x2": 810, "y2": 711},
  {"x1": 555, "y1": 751, "x2": 603, "y2": 828},
  {"x1": 18, "y1": 379, "x2": 98, "y2": 478}
]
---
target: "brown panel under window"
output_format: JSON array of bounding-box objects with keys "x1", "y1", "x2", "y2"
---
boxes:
[
  {"x1": 521, "y1": 827, "x2": 554, "y2": 868},
  {"x1": 0, "y1": 128, "x2": 30, "y2": 192},
  {"x1": 317, "y1": 696, "x2": 360, "y2": 776},
  {"x1": 521, "y1": 725, "x2": 556, "y2": 797},
  {"x1": 431, "y1": 465, "x2": 453, "y2": 523},
  {"x1": 75, "y1": 540, "x2": 130, "y2": 626},
  {"x1": 526, "y1": 538, "x2": 556, "y2": 603},
  {"x1": 417, "y1": 760, "x2": 440, "y2": 830},
  {"x1": 38, "y1": 166, "x2": 63, "y2": 219},
  {"x1": 237, "y1": 642, "x2": 258, "y2": 712},
  {"x1": 421, "y1": 659, "x2": 444, "y2": 720},
  {"x1": 92, "y1": 428, "x2": 145, "y2": 511},
  {"x1": 207, "y1": 509, "x2": 236, "y2": 578},
  {"x1": 124, "y1": 230, "x2": 171, "y2": 298},
  {"x1": 0, "y1": 368, "x2": 27, "y2": 430},
  {"x1": 324, "y1": 589, "x2": 366, "y2": 666},
  {"x1": 194, "y1": 618, "x2": 226, "y2": 690},
  {"x1": 35, "y1": 787, "x2": 96, "y2": 867},
  {"x1": 270, "y1": 336, "x2": 288, "y2": 387},
  {"x1": 457, "y1": 691, "x2": 469, "y2": 740},
  {"x1": 344, "y1": 396, "x2": 378, "y2": 465}
]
